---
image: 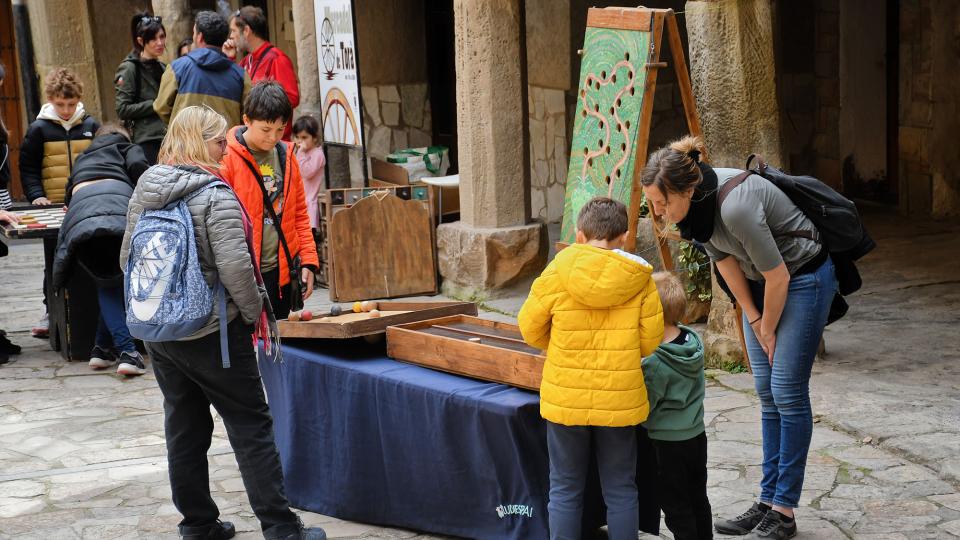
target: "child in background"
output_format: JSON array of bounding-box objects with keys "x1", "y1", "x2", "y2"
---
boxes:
[
  {"x1": 20, "y1": 68, "x2": 100, "y2": 338},
  {"x1": 518, "y1": 197, "x2": 664, "y2": 540},
  {"x1": 292, "y1": 115, "x2": 325, "y2": 228},
  {"x1": 642, "y1": 272, "x2": 712, "y2": 540}
]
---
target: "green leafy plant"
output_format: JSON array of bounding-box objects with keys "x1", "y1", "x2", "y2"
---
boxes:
[{"x1": 678, "y1": 241, "x2": 712, "y2": 302}]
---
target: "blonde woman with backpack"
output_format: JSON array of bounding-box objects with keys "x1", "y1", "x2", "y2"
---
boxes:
[
  {"x1": 641, "y1": 136, "x2": 838, "y2": 540},
  {"x1": 120, "y1": 105, "x2": 326, "y2": 540}
]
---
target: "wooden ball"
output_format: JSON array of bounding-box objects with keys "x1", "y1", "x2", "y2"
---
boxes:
[
  {"x1": 329, "y1": 305, "x2": 343, "y2": 316},
  {"x1": 352, "y1": 301, "x2": 363, "y2": 313},
  {"x1": 368, "y1": 309, "x2": 381, "y2": 318},
  {"x1": 360, "y1": 300, "x2": 376, "y2": 312},
  {"x1": 287, "y1": 311, "x2": 300, "y2": 321}
]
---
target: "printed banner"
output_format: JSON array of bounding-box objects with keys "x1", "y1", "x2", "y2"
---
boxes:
[{"x1": 314, "y1": 0, "x2": 363, "y2": 147}]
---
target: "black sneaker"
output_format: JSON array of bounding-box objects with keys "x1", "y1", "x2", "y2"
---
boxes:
[
  {"x1": 0, "y1": 333, "x2": 21, "y2": 355},
  {"x1": 715, "y1": 502, "x2": 771, "y2": 535},
  {"x1": 180, "y1": 520, "x2": 235, "y2": 539},
  {"x1": 745, "y1": 510, "x2": 797, "y2": 539},
  {"x1": 89, "y1": 346, "x2": 117, "y2": 369},
  {"x1": 116, "y1": 351, "x2": 147, "y2": 376}
]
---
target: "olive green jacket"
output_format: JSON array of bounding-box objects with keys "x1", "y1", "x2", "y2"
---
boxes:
[{"x1": 115, "y1": 52, "x2": 167, "y2": 144}]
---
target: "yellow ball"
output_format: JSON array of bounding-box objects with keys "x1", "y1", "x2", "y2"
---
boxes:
[{"x1": 352, "y1": 301, "x2": 363, "y2": 313}]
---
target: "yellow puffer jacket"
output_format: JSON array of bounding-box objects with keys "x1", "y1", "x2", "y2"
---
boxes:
[{"x1": 519, "y1": 244, "x2": 664, "y2": 427}]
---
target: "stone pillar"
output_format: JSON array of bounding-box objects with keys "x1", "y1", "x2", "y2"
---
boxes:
[
  {"x1": 685, "y1": 0, "x2": 783, "y2": 167},
  {"x1": 153, "y1": 0, "x2": 192, "y2": 65},
  {"x1": 25, "y1": 1, "x2": 101, "y2": 120},
  {"x1": 292, "y1": 0, "x2": 321, "y2": 119},
  {"x1": 437, "y1": 0, "x2": 547, "y2": 298},
  {"x1": 686, "y1": 0, "x2": 783, "y2": 366}
]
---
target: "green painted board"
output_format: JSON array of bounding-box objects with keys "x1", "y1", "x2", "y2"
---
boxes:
[{"x1": 560, "y1": 26, "x2": 650, "y2": 244}]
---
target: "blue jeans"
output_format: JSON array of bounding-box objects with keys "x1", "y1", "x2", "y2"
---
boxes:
[
  {"x1": 95, "y1": 284, "x2": 136, "y2": 353},
  {"x1": 546, "y1": 421, "x2": 638, "y2": 540},
  {"x1": 743, "y1": 257, "x2": 836, "y2": 508}
]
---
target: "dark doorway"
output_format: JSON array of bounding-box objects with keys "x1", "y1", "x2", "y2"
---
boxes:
[{"x1": 424, "y1": 0, "x2": 457, "y2": 173}]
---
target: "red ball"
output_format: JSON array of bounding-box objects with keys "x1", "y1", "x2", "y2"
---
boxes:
[{"x1": 300, "y1": 310, "x2": 313, "y2": 321}]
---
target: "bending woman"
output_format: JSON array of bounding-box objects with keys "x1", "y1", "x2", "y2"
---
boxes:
[{"x1": 641, "y1": 136, "x2": 837, "y2": 540}]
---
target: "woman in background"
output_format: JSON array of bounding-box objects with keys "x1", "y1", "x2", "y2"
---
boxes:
[{"x1": 115, "y1": 12, "x2": 167, "y2": 164}]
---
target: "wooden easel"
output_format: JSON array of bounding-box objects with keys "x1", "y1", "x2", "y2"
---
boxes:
[{"x1": 561, "y1": 7, "x2": 750, "y2": 368}]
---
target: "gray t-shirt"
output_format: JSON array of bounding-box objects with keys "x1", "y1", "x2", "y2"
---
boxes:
[{"x1": 703, "y1": 168, "x2": 821, "y2": 281}]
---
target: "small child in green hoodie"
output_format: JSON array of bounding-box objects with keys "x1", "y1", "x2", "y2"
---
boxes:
[{"x1": 643, "y1": 271, "x2": 713, "y2": 540}]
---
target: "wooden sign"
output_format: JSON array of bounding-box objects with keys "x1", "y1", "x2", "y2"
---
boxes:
[{"x1": 386, "y1": 315, "x2": 546, "y2": 391}]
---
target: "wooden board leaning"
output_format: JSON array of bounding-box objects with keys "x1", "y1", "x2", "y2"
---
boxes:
[
  {"x1": 386, "y1": 315, "x2": 546, "y2": 391},
  {"x1": 278, "y1": 301, "x2": 477, "y2": 339}
]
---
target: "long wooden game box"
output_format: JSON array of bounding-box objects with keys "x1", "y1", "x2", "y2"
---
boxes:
[
  {"x1": 386, "y1": 315, "x2": 546, "y2": 391},
  {"x1": 278, "y1": 301, "x2": 477, "y2": 339}
]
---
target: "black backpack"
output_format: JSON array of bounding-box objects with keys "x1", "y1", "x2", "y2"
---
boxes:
[{"x1": 716, "y1": 154, "x2": 876, "y2": 323}]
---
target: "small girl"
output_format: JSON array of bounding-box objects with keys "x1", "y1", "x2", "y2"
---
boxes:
[{"x1": 292, "y1": 115, "x2": 326, "y2": 228}]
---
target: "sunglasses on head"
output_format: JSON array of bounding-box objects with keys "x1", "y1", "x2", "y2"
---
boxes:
[{"x1": 140, "y1": 15, "x2": 162, "y2": 26}]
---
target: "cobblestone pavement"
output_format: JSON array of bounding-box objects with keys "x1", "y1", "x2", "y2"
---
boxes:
[{"x1": 1, "y1": 212, "x2": 959, "y2": 538}]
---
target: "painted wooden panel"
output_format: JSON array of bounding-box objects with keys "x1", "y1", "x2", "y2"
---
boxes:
[{"x1": 560, "y1": 25, "x2": 651, "y2": 244}]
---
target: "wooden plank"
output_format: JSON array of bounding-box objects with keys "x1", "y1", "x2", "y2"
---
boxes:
[
  {"x1": 586, "y1": 7, "x2": 652, "y2": 31},
  {"x1": 430, "y1": 324, "x2": 528, "y2": 345},
  {"x1": 329, "y1": 193, "x2": 437, "y2": 302},
  {"x1": 387, "y1": 315, "x2": 545, "y2": 391},
  {"x1": 625, "y1": 12, "x2": 665, "y2": 252},
  {"x1": 278, "y1": 301, "x2": 477, "y2": 338},
  {"x1": 666, "y1": 13, "x2": 704, "y2": 140}
]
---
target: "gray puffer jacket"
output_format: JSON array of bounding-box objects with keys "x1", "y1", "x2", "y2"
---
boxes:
[{"x1": 120, "y1": 164, "x2": 263, "y2": 339}]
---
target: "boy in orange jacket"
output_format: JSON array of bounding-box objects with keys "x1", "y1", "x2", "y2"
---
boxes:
[
  {"x1": 518, "y1": 197, "x2": 664, "y2": 540},
  {"x1": 219, "y1": 81, "x2": 318, "y2": 319}
]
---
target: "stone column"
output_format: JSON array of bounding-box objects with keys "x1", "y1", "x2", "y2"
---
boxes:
[
  {"x1": 685, "y1": 0, "x2": 783, "y2": 167},
  {"x1": 24, "y1": 0, "x2": 101, "y2": 119},
  {"x1": 152, "y1": 0, "x2": 192, "y2": 65},
  {"x1": 437, "y1": 0, "x2": 547, "y2": 298},
  {"x1": 291, "y1": 0, "x2": 321, "y2": 119},
  {"x1": 686, "y1": 0, "x2": 783, "y2": 366}
]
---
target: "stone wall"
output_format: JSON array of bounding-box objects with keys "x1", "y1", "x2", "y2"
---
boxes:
[
  {"x1": 527, "y1": 86, "x2": 567, "y2": 223},
  {"x1": 900, "y1": 0, "x2": 960, "y2": 218},
  {"x1": 361, "y1": 84, "x2": 432, "y2": 160}
]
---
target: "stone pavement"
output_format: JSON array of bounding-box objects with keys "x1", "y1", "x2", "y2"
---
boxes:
[{"x1": 1, "y1": 208, "x2": 959, "y2": 538}]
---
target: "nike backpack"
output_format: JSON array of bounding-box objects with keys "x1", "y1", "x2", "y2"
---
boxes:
[{"x1": 124, "y1": 182, "x2": 228, "y2": 343}]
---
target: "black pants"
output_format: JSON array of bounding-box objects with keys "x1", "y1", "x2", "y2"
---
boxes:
[
  {"x1": 146, "y1": 318, "x2": 300, "y2": 537},
  {"x1": 652, "y1": 432, "x2": 713, "y2": 540},
  {"x1": 261, "y1": 267, "x2": 292, "y2": 320}
]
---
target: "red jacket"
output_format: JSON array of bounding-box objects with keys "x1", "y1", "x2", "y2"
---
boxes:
[
  {"x1": 219, "y1": 126, "x2": 319, "y2": 287},
  {"x1": 240, "y1": 42, "x2": 300, "y2": 140}
]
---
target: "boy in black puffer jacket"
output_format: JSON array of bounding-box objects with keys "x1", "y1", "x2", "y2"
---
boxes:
[{"x1": 55, "y1": 124, "x2": 149, "y2": 376}]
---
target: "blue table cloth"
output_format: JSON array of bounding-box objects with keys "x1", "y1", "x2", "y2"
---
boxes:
[{"x1": 260, "y1": 340, "x2": 660, "y2": 539}]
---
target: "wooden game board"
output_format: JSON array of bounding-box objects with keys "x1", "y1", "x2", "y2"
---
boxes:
[
  {"x1": 386, "y1": 315, "x2": 546, "y2": 391},
  {"x1": 560, "y1": 16, "x2": 651, "y2": 245},
  {"x1": 1, "y1": 205, "x2": 67, "y2": 239},
  {"x1": 277, "y1": 301, "x2": 477, "y2": 339}
]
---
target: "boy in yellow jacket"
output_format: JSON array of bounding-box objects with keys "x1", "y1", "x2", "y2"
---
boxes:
[{"x1": 519, "y1": 197, "x2": 664, "y2": 540}]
